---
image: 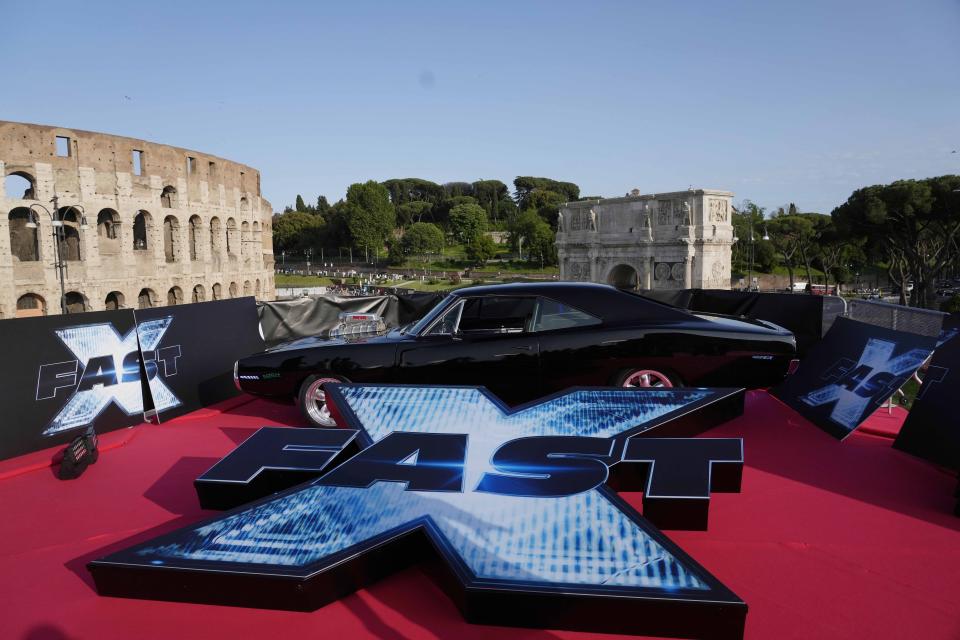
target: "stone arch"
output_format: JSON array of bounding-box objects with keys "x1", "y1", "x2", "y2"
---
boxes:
[
  {"x1": 64, "y1": 291, "x2": 88, "y2": 314},
  {"x1": 16, "y1": 293, "x2": 45, "y2": 317},
  {"x1": 240, "y1": 220, "x2": 250, "y2": 258},
  {"x1": 226, "y1": 217, "x2": 237, "y2": 255},
  {"x1": 8, "y1": 207, "x2": 39, "y2": 262},
  {"x1": 254, "y1": 278, "x2": 261, "y2": 298},
  {"x1": 606, "y1": 263, "x2": 640, "y2": 289},
  {"x1": 4, "y1": 171, "x2": 36, "y2": 200},
  {"x1": 104, "y1": 291, "x2": 125, "y2": 310},
  {"x1": 137, "y1": 288, "x2": 158, "y2": 309},
  {"x1": 133, "y1": 210, "x2": 152, "y2": 251},
  {"x1": 97, "y1": 208, "x2": 121, "y2": 255},
  {"x1": 239, "y1": 196, "x2": 249, "y2": 213},
  {"x1": 212, "y1": 283, "x2": 222, "y2": 300},
  {"x1": 192, "y1": 284, "x2": 205, "y2": 303},
  {"x1": 243, "y1": 280, "x2": 252, "y2": 296},
  {"x1": 228, "y1": 281, "x2": 238, "y2": 298},
  {"x1": 210, "y1": 216, "x2": 222, "y2": 257},
  {"x1": 56, "y1": 207, "x2": 84, "y2": 261},
  {"x1": 160, "y1": 185, "x2": 177, "y2": 208},
  {"x1": 167, "y1": 286, "x2": 183, "y2": 306},
  {"x1": 188, "y1": 215, "x2": 202, "y2": 261},
  {"x1": 163, "y1": 215, "x2": 180, "y2": 263}
]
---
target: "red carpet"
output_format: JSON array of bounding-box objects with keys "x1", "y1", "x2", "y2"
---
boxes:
[{"x1": 1, "y1": 391, "x2": 958, "y2": 640}]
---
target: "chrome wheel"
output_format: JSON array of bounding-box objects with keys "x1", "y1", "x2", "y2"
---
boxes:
[
  {"x1": 622, "y1": 369, "x2": 674, "y2": 388},
  {"x1": 302, "y1": 377, "x2": 340, "y2": 427}
]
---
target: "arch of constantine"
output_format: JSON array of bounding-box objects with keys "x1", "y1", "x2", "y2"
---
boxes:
[{"x1": 556, "y1": 189, "x2": 734, "y2": 290}]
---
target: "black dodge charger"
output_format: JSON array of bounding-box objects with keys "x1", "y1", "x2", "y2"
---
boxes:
[{"x1": 235, "y1": 282, "x2": 797, "y2": 426}]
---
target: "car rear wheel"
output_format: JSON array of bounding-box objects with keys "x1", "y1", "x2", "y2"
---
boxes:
[
  {"x1": 618, "y1": 368, "x2": 677, "y2": 389},
  {"x1": 298, "y1": 375, "x2": 345, "y2": 427}
]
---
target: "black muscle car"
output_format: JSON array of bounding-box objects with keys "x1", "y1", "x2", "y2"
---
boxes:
[{"x1": 235, "y1": 282, "x2": 797, "y2": 426}]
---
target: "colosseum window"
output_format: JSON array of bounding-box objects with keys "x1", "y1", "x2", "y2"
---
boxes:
[
  {"x1": 133, "y1": 211, "x2": 151, "y2": 251},
  {"x1": 212, "y1": 283, "x2": 222, "y2": 300},
  {"x1": 186, "y1": 157, "x2": 195, "y2": 175},
  {"x1": 241, "y1": 221, "x2": 250, "y2": 258},
  {"x1": 229, "y1": 282, "x2": 238, "y2": 298},
  {"x1": 192, "y1": 284, "x2": 205, "y2": 303},
  {"x1": 167, "y1": 286, "x2": 183, "y2": 306},
  {"x1": 188, "y1": 215, "x2": 201, "y2": 261},
  {"x1": 16, "y1": 293, "x2": 46, "y2": 317},
  {"x1": 97, "y1": 209, "x2": 120, "y2": 241},
  {"x1": 209, "y1": 216, "x2": 222, "y2": 258},
  {"x1": 55, "y1": 136, "x2": 70, "y2": 157},
  {"x1": 137, "y1": 288, "x2": 157, "y2": 309},
  {"x1": 240, "y1": 196, "x2": 249, "y2": 213},
  {"x1": 4, "y1": 172, "x2": 35, "y2": 200},
  {"x1": 161, "y1": 186, "x2": 177, "y2": 209},
  {"x1": 56, "y1": 207, "x2": 83, "y2": 262},
  {"x1": 64, "y1": 291, "x2": 87, "y2": 314},
  {"x1": 226, "y1": 218, "x2": 237, "y2": 256},
  {"x1": 163, "y1": 215, "x2": 180, "y2": 263},
  {"x1": 255, "y1": 279, "x2": 261, "y2": 298},
  {"x1": 132, "y1": 150, "x2": 144, "y2": 176},
  {"x1": 104, "y1": 291, "x2": 125, "y2": 310},
  {"x1": 8, "y1": 208, "x2": 39, "y2": 262}
]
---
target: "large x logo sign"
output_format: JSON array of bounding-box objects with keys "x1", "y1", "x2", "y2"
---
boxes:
[
  {"x1": 90, "y1": 385, "x2": 746, "y2": 638},
  {"x1": 44, "y1": 318, "x2": 180, "y2": 436}
]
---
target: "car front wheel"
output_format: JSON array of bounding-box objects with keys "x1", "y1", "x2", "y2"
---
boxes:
[
  {"x1": 298, "y1": 375, "x2": 346, "y2": 427},
  {"x1": 618, "y1": 368, "x2": 677, "y2": 389}
]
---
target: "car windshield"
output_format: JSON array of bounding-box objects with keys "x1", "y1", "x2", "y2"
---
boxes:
[{"x1": 405, "y1": 296, "x2": 456, "y2": 335}]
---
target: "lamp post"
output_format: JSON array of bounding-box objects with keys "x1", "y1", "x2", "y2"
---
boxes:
[{"x1": 25, "y1": 196, "x2": 89, "y2": 314}]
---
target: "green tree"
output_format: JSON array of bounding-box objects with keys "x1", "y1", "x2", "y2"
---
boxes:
[
  {"x1": 833, "y1": 175, "x2": 960, "y2": 307},
  {"x1": 272, "y1": 211, "x2": 324, "y2": 253},
  {"x1": 448, "y1": 203, "x2": 489, "y2": 245},
  {"x1": 465, "y1": 233, "x2": 498, "y2": 265},
  {"x1": 316, "y1": 196, "x2": 330, "y2": 216},
  {"x1": 343, "y1": 180, "x2": 396, "y2": 258},
  {"x1": 731, "y1": 200, "x2": 775, "y2": 275},
  {"x1": 396, "y1": 201, "x2": 433, "y2": 228},
  {"x1": 513, "y1": 177, "x2": 580, "y2": 210},
  {"x1": 767, "y1": 213, "x2": 815, "y2": 290},
  {"x1": 509, "y1": 210, "x2": 557, "y2": 266},
  {"x1": 401, "y1": 222, "x2": 445, "y2": 259},
  {"x1": 471, "y1": 180, "x2": 510, "y2": 222},
  {"x1": 295, "y1": 194, "x2": 307, "y2": 212}
]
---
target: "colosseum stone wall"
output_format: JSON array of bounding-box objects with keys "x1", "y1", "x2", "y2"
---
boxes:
[{"x1": 0, "y1": 120, "x2": 275, "y2": 317}]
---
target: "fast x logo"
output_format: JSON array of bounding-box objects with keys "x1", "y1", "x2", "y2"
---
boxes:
[
  {"x1": 90, "y1": 386, "x2": 747, "y2": 638},
  {"x1": 800, "y1": 337, "x2": 930, "y2": 433},
  {"x1": 37, "y1": 318, "x2": 182, "y2": 436}
]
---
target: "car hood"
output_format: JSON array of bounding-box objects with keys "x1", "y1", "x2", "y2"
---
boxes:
[{"x1": 265, "y1": 328, "x2": 409, "y2": 353}]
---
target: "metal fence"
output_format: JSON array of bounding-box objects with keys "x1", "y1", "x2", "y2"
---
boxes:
[{"x1": 846, "y1": 299, "x2": 946, "y2": 338}]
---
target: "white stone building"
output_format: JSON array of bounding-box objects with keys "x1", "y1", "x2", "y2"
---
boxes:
[
  {"x1": 0, "y1": 121, "x2": 275, "y2": 317},
  {"x1": 556, "y1": 189, "x2": 734, "y2": 290}
]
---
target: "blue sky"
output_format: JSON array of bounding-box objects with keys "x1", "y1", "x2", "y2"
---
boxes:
[{"x1": 1, "y1": 0, "x2": 957, "y2": 214}]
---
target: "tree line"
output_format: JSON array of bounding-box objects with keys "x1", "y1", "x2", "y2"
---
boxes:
[
  {"x1": 273, "y1": 176, "x2": 584, "y2": 267},
  {"x1": 731, "y1": 175, "x2": 960, "y2": 308}
]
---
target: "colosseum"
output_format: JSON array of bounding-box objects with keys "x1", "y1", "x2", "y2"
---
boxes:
[{"x1": 0, "y1": 120, "x2": 275, "y2": 318}]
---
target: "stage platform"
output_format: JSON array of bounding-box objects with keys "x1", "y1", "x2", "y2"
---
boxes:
[{"x1": 1, "y1": 391, "x2": 958, "y2": 640}]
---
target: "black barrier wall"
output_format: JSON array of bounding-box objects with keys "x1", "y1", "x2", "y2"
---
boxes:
[
  {"x1": 894, "y1": 315, "x2": 960, "y2": 470},
  {"x1": 772, "y1": 317, "x2": 936, "y2": 440},
  {"x1": 0, "y1": 309, "x2": 143, "y2": 459},
  {"x1": 0, "y1": 297, "x2": 265, "y2": 461},
  {"x1": 135, "y1": 297, "x2": 265, "y2": 423},
  {"x1": 640, "y1": 289, "x2": 838, "y2": 357}
]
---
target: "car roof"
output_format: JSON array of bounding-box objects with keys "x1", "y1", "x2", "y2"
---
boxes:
[{"x1": 449, "y1": 282, "x2": 690, "y2": 323}]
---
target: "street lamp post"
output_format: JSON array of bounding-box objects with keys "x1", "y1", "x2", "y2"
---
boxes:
[{"x1": 25, "y1": 196, "x2": 88, "y2": 314}]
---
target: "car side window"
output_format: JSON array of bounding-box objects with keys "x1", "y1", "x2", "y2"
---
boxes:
[
  {"x1": 457, "y1": 296, "x2": 537, "y2": 334},
  {"x1": 532, "y1": 297, "x2": 601, "y2": 332},
  {"x1": 424, "y1": 300, "x2": 464, "y2": 336}
]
